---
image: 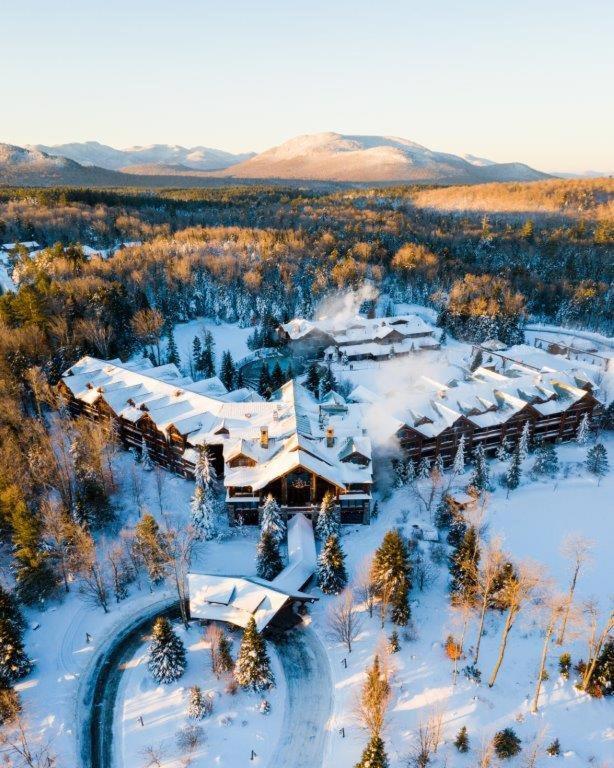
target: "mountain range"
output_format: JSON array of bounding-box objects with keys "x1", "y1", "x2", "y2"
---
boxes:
[{"x1": 1, "y1": 133, "x2": 553, "y2": 186}]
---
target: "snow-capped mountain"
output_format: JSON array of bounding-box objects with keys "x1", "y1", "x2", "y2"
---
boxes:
[
  {"x1": 30, "y1": 141, "x2": 255, "y2": 172},
  {"x1": 0, "y1": 143, "x2": 125, "y2": 185},
  {"x1": 215, "y1": 133, "x2": 549, "y2": 183}
]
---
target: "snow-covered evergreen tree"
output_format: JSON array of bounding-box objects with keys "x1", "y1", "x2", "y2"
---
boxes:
[
  {"x1": 317, "y1": 535, "x2": 348, "y2": 595},
  {"x1": 219, "y1": 350, "x2": 236, "y2": 391},
  {"x1": 256, "y1": 529, "x2": 284, "y2": 580},
  {"x1": 505, "y1": 443, "x2": 522, "y2": 491},
  {"x1": 190, "y1": 449, "x2": 217, "y2": 540},
  {"x1": 371, "y1": 529, "x2": 411, "y2": 626},
  {"x1": 166, "y1": 324, "x2": 181, "y2": 367},
  {"x1": 315, "y1": 491, "x2": 340, "y2": 540},
  {"x1": 533, "y1": 441, "x2": 559, "y2": 477},
  {"x1": 586, "y1": 443, "x2": 609, "y2": 482},
  {"x1": 0, "y1": 618, "x2": 32, "y2": 684},
  {"x1": 141, "y1": 437, "x2": 153, "y2": 471},
  {"x1": 452, "y1": 435, "x2": 466, "y2": 474},
  {"x1": 418, "y1": 456, "x2": 431, "y2": 479},
  {"x1": 470, "y1": 443, "x2": 491, "y2": 491},
  {"x1": 234, "y1": 616, "x2": 274, "y2": 692},
  {"x1": 433, "y1": 453, "x2": 445, "y2": 477},
  {"x1": 305, "y1": 361, "x2": 320, "y2": 396},
  {"x1": 354, "y1": 733, "x2": 389, "y2": 768},
  {"x1": 200, "y1": 331, "x2": 215, "y2": 378},
  {"x1": 260, "y1": 494, "x2": 285, "y2": 545},
  {"x1": 576, "y1": 414, "x2": 591, "y2": 445},
  {"x1": 405, "y1": 458, "x2": 416, "y2": 485},
  {"x1": 187, "y1": 685, "x2": 211, "y2": 719},
  {"x1": 147, "y1": 617, "x2": 186, "y2": 684},
  {"x1": 518, "y1": 421, "x2": 531, "y2": 461},
  {"x1": 319, "y1": 366, "x2": 337, "y2": 399},
  {"x1": 496, "y1": 438, "x2": 511, "y2": 463}
]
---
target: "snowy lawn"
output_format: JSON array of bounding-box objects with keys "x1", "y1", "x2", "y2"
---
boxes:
[
  {"x1": 116, "y1": 623, "x2": 284, "y2": 768},
  {"x1": 171, "y1": 317, "x2": 253, "y2": 373}
]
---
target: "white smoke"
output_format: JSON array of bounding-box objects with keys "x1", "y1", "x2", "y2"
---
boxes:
[{"x1": 315, "y1": 283, "x2": 379, "y2": 325}]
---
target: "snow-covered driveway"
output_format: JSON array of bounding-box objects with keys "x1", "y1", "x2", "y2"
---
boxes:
[{"x1": 268, "y1": 626, "x2": 332, "y2": 768}]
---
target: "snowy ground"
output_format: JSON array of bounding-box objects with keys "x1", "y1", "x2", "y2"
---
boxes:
[
  {"x1": 169, "y1": 317, "x2": 252, "y2": 375},
  {"x1": 117, "y1": 623, "x2": 285, "y2": 768}
]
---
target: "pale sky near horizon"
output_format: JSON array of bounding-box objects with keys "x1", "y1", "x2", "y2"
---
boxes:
[{"x1": 2, "y1": 0, "x2": 613, "y2": 172}]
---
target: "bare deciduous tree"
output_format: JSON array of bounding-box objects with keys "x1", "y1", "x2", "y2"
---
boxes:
[
  {"x1": 581, "y1": 608, "x2": 614, "y2": 693},
  {"x1": 473, "y1": 537, "x2": 506, "y2": 665},
  {"x1": 328, "y1": 588, "x2": 362, "y2": 653},
  {"x1": 531, "y1": 590, "x2": 566, "y2": 713},
  {"x1": 131, "y1": 308, "x2": 165, "y2": 365},
  {"x1": 163, "y1": 516, "x2": 198, "y2": 629},
  {"x1": 41, "y1": 496, "x2": 78, "y2": 593},
  {"x1": 76, "y1": 528, "x2": 110, "y2": 613},
  {"x1": 409, "y1": 709, "x2": 445, "y2": 767},
  {"x1": 0, "y1": 714, "x2": 57, "y2": 767},
  {"x1": 488, "y1": 560, "x2": 543, "y2": 687},
  {"x1": 354, "y1": 557, "x2": 376, "y2": 618},
  {"x1": 74, "y1": 317, "x2": 114, "y2": 358},
  {"x1": 556, "y1": 534, "x2": 594, "y2": 645}
]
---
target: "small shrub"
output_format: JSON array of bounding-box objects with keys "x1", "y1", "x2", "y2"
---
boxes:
[
  {"x1": 493, "y1": 728, "x2": 522, "y2": 759},
  {"x1": 259, "y1": 698, "x2": 271, "y2": 715},
  {"x1": 175, "y1": 724, "x2": 204, "y2": 752},
  {"x1": 445, "y1": 634, "x2": 462, "y2": 661},
  {"x1": 558, "y1": 653, "x2": 571, "y2": 679},
  {"x1": 463, "y1": 663, "x2": 482, "y2": 683},
  {"x1": 225, "y1": 677, "x2": 239, "y2": 696},
  {"x1": 546, "y1": 738, "x2": 560, "y2": 756},
  {"x1": 430, "y1": 543, "x2": 447, "y2": 566},
  {"x1": 389, "y1": 630, "x2": 400, "y2": 653},
  {"x1": 454, "y1": 725, "x2": 469, "y2": 753}
]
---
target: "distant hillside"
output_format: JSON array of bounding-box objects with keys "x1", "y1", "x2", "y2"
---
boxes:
[
  {"x1": 214, "y1": 132, "x2": 550, "y2": 184},
  {"x1": 409, "y1": 177, "x2": 614, "y2": 219},
  {"x1": 0, "y1": 144, "x2": 127, "y2": 186},
  {"x1": 30, "y1": 141, "x2": 254, "y2": 172}
]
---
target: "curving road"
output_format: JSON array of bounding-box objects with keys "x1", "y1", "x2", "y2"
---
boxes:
[{"x1": 78, "y1": 601, "x2": 332, "y2": 768}]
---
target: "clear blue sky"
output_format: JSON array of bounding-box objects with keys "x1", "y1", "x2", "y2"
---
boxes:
[{"x1": 2, "y1": 0, "x2": 613, "y2": 172}]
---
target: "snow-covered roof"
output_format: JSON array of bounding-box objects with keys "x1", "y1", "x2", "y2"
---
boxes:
[
  {"x1": 1, "y1": 241, "x2": 40, "y2": 250},
  {"x1": 188, "y1": 513, "x2": 317, "y2": 630},
  {"x1": 281, "y1": 313, "x2": 437, "y2": 346}
]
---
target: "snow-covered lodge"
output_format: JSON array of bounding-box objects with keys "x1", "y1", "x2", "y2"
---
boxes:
[
  {"x1": 58, "y1": 356, "x2": 373, "y2": 524},
  {"x1": 278, "y1": 313, "x2": 440, "y2": 362},
  {"x1": 349, "y1": 344, "x2": 601, "y2": 464}
]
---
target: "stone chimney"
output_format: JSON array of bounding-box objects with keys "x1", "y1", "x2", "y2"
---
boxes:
[
  {"x1": 260, "y1": 426, "x2": 269, "y2": 449},
  {"x1": 326, "y1": 426, "x2": 335, "y2": 448}
]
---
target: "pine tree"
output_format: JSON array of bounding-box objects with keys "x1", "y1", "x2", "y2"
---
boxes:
[
  {"x1": 433, "y1": 453, "x2": 445, "y2": 477},
  {"x1": 434, "y1": 494, "x2": 454, "y2": 529},
  {"x1": 0, "y1": 618, "x2": 32, "y2": 684},
  {"x1": 305, "y1": 361, "x2": 320, "y2": 396},
  {"x1": 166, "y1": 323, "x2": 181, "y2": 367},
  {"x1": 533, "y1": 441, "x2": 559, "y2": 477},
  {"x1": 192, "y1": 336, "x2": 202, "y2": 375},
  {"x1": 134, "y1": 514, "x2": 168, "y2": 584},
  {"x1": 546, "y1": 739, "x2": 560, "y2": 756},
  {"x1": 470, "y1": 443, "x2": 491, "y2": 491},
  {"x1": 256, "y1": 529, "x2": 284, "y2": 580},
  {"x1": 370, "y1": 530, "x2": 411, "y2": 626},
  {"x1": 0, "y1": 685, "x2": 21, "y2": 726},
  {"x1": 191, "y1": 449, "x2": 217, "y2": 540},
  {"x1": 217, "y1": 632, "x2": 234, "y2": 675},
  {"x1": 260, "y1": 494, "x2": 285, "y2": 545},
  {"x1": 388, "y1": 630, "x2": 400, "y2": 653},
  {"x1": 418, "y1": 456, "x2": 431, "y2": 479},
  {"x1": 354, "y1": 733, "x2": 389, "y2": 768},
  {"x1": 518, "y1": 421, "x2": 531, "y2": 461},
  {"x1": 316, "y1": 491, "x2": 340, "y2": 541},
  {"x1": 270, "y1": 361, "x2": 284, "y2": 392},
  {"x1": 576, "y1": 413, "x2": 591, "y2": 445},
  {"x1": 285, "y1": 362, "x2": 294, "y2": 382},
  {"x1": 0, "y1": 585, "x2": 26, "y2": 636},
  {"x1": 187, "y1": 685, "x2": 212, "y2": 719},
  {"x1": 497, "y1": 438, "x2": 511, "y2": 462},
  {"x1": 200, "y1": 331, "x2": 215, "y2": 378},
  {"x1": 317, "y1": 535, "x2": 348, "y2": 595},
  {"x1": 493, "y1": 728, "x2": 522, "y2": 759},
  {"x1": 591, "y1": 636, "x2": 613, "y2": 696},
  {"x1": 11, "y1": 500, "x2": 58, "y2": 605},
  {"x1": 452, "y1": 435, "x2": 466, "y2": 474},
  {"x1": 505, "y1": 443, "x2": 522, "y2": 491},
  {"x1": 141, "y1": 437, "x2": 154, "y2": 471},
  {"x1": 405, "y1": 458, "x2": 416, "y2": 485},
  {"x1": 147, "y1": 616, "x2": 186, "y2": 684},
  {"x1": 391, "y1": 458, "x2": 404, "y2": 488},
  {"x1": 586, "y1": 443, "x2": 608, "y2": 482},
  {"x1": 319, "y1": 366, "x2": 337, "y2": 398},
  {"x1": 234, "y1": 616, "x2": 274, "y2": 692},
  {"x1": 450, "y1": 525, "x2": 480, "y2": 600},
  {"x1": 220, "y1": 350, "x2": 236, "y2": 391},
  {"x1": 235, "y1": 366, "x2": 245, "y2": 388},
  {"x1": 257, "y1": 363, "x2": 272, "y2": 399},
  {"x1": 454, "y1": 726, "x2": 469, "y2": 753}
]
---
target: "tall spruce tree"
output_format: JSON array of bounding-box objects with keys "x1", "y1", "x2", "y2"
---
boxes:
[
  {"x1": 134, "y1": 513, "x2": 168, "y2": 584},
  {"x1": 166, "y1": 323, "x2": 181, "y2": 367},
  {"x1": 187, "y1": 685, "x2": 209, "y2": 719},
  {"x1": 11, "y1": 500, "x2": 57, "y2": 605},
  {"x1": 370, "y1": 530, "x2": 412, "y2": 626},
  {"x1": 305, "y1": 361, "x2": 320, "y2": 396},
  {"x1": 190, "y1": 449, "x2": 217, "y2": 540},
  {"x1": 147, "y1": 616, "x2": 186, "y2": 684},
  {"x1": 586, "y1": 443, "x2": 608, "y2": 482},
  {"x1": 141, "y1": 437, "x2": 154, "y2": 471},
  {"x1": 192, "y1": 336, "x2": 202, "y2": 375},
  {"x1": 453, "y1": 435, "x2": 466, "y2": 475},
  {"x1": 317, "y1": 535, "x2": 348, "y2": 595},
  {"x1": 258, "y1": 363, "x2": 272, "y2": 399},
  {"x1": 449, "y1": 525, "x2": 480, "y2": 601},
  {"x1": 220, "y1": 350, "x2": 236, "y2": 391},
  {"x1": 256, "y1": 528, "x2": 284, "y2": 580},
  {"x1": 354, "y1": 733, "x2": 389, "y2": 768},
  {"x1": 0, "y1": 585, "x2": 26, "y2": 636},
  {"x1": 234, "y1": 616, "x2": 274, "y2": 692},
  {"x1": 0, "y1": 617, "x2": 32, "y2": 685},
  {"x1": 270, "y1": 361, "x2": 284, "y2": 392},
  {"x1": 418, "y1": 456, "x2": 431, "y2": 479},
  {"x1": 260, "y1": 494, "x2": 285, "y2": 545},
  {"x1": 533, "y1": 441, "x2": 559, "y2": 477},
  {"x1": 200, "y1": 331, "x2": 215, "y2": 378},
  {"x1": 505, "y1": 443, "x2": 522, "y2": 491},
  {"x1": 316, "y1": 491, "x2": 340, "y2": 541},
  {"x1": 518, "y1": 421, "x2": 531, "y2": 460},
  {"x1": 470, "y1": 443, "x2": 491, "y2": 491},
  {"x1": 319, "y1": 366, "x2": 337, "y2": 399},
  {"x1": 576, "y1": 414, "x2": 591, "y2": 445}
]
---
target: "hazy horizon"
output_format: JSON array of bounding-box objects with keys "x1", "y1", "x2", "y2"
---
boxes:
[{"x1": 3, "y1": 0, "x2": 613, "y2": 174}]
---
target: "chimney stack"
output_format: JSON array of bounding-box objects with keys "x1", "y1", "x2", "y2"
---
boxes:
[
  {"x1": 326, "y1": 426, "x2": 335, "y2": 448},
  {"x1": 260, "y1": 426, "x2": 269, "y2": 449}
]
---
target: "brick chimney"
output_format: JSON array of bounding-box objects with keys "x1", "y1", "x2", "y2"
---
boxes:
[
  {"x1": 326, "y1": 426, "x2": 335, "y2": 448},
  {"x1": 260, "y1": 426, "x2": 269, "y2": 449}
]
